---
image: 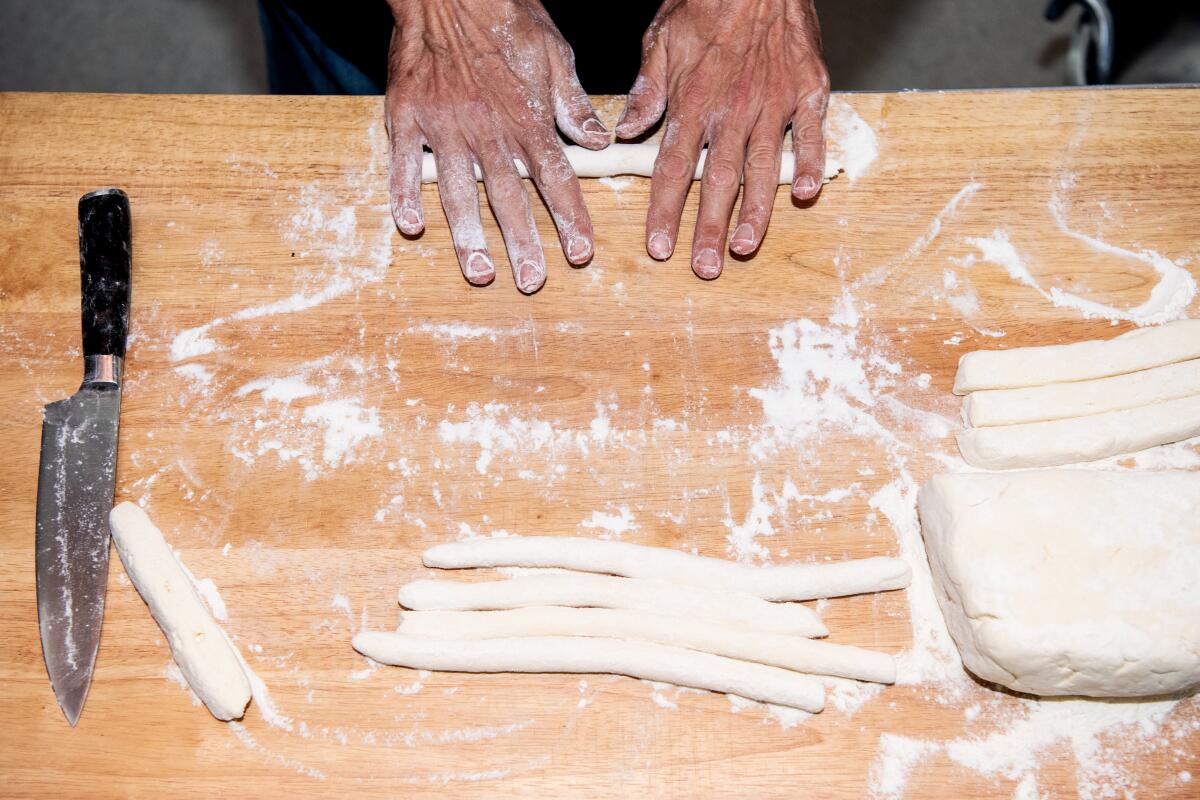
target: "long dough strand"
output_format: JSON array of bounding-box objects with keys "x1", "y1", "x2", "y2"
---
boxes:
[
  {"x1": 398, "y1": 608, "x2": 895, "y2": 684},
  {"x1": 353, "y1": 632, "x2": 826, "y2": 712},
  {"x1": 109, "y1": 502, "x2": 251, "y2": 721},
  {"x1": 398, "y1": 574, "x2": 828, "y2": 637},
  {"x1": 422, "y1": 537, "x2": 910, "y2": 602}
]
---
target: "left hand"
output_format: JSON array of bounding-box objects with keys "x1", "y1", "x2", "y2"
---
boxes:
[{"x1": 616, "y1": 0, "x2": 829, "y2": 279}]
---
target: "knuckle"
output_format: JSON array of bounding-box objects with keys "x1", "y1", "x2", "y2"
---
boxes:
[
  {"x1": 694, "y1": 222, "x2": 728, "y2": 243},
  {"x1": 745, "y1": 144, "x2": 780, "y2": 173},
  {"x1": 654, "y1": 151, "x2": 695, "y2": 182},
  {"x1": 702, "y1": 158, "x2": 740, "y2": 190}
]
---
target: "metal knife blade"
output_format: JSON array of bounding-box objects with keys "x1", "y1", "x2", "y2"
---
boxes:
[{"x1": 36, "y1": 188, "x2": 132, "y2": 726}]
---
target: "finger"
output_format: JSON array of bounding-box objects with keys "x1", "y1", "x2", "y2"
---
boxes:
[
  {"x1": 731, "y1": 118, "x2": 785, "y2": 255},
  {"x1": 791, "y1": 80, "x2": 830, "y2": 201},
  {"x1": 432, "y1": 140, "x2": 495, "y2": 286},
  {"x1": 551, "y1": 49, "x2": 609, "y2": 150},
  {"x1": 644, "y1": 112, "x2": 704, "y2": 260},
  {"x1": 690, "y1": 127, "x2": 747, "y2": 279},
  {"x1": 615, "y1": 29, "x2": 668, "y2": 139},
  {"x1": 522, "y1": 133, "x2": 594, "y2": 265},
  {"x1": 386, "y1": 103, "x2": 425, "y2": 236},
  {"x1": 473, "y1": 134, "x2": 547, "y2": 294}
]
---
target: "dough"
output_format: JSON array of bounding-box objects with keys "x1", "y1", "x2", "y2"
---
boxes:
[
  {"x1": 419, "y1": 143, "x2": 843, "y2": 184},
  {"x1": 398, "y1": 608, "x2": 894, "y2": 684},
  {"x1": 956, "y1": 393, "x2": 1200, "y2": 469},
  {"x1": 398, "y1": 574, "x2": 828, "y2": 637},
  {"x1": 918, "y1": 470, "x2": 1200, "y2": 697},
  {"x1": 962, "y1": 358, "x2": 1200, "y2": 427},
  {"x1": 422, "y1": 536, "x2": 910, "y2": 601},
  {"x1": 953, "y1": 319, "x2": 1200, "y2": 394},
  {"x1": 109, "y1": 502, "x2": 251, "y2": 720},
  {"x1": 352, "y1": 632, "x2": 825, "y2": 712}
]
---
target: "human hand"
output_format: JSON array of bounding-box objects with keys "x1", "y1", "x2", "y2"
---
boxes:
[
  {"x1": 616, "y1": 0, "x2": 829, "y2": 279},
  {"x1": 385, "y1": 0, "x2": 609, "y2": 293}
]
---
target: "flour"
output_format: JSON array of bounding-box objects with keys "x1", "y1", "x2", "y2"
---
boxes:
[
  {"x1": 825, "y1": 97, "x2": 880, "y2": 181},
  {"x1": 579, "y1": 506, "x2": 638, "y2": 538}
]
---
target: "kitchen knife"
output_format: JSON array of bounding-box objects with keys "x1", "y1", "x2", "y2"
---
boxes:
[{"x1": 36, "y1": 188, "x2": 132, "y2": 726}]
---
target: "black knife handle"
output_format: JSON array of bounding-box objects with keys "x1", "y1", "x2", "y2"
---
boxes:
[{"x1": 78, "y1": 189, "x2": 132, "y2": 359}]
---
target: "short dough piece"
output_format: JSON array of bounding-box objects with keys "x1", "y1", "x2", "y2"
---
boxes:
[
  {"x1": 398, "y1": 608, "x2": 894, "y2": 683},
  {"x1": 918, "y1": 470, "x2": 1200, "y2": 697},
  {"x1": 963, "y1": 358, "x2": 1200, "y2": 427},
  {"x1": 398, "y1": 574, "x2": 827, "y2": 637},
  {"x1": 953, "y1": 319, "x2": 1200, "y2": 394},
  {"x1": 353, "y1": 632, "x2": 825, "y2": 712},
  {"x1": 423, "y1": 536, "x2": 911, "y2": 601},
  {"x1": 109, "y1": 502, "x2": 251, "y2": 720},
  {"x1": 956, "y1": 393, "x2": 1200, "y2": 468},
  {"x1": 419, "y1": 143, "x2": 842, "y2": 184}
]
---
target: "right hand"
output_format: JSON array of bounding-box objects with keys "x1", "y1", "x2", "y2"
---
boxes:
[{"x1": 385, "y1": 0, "x2": 609, "y2": 294}]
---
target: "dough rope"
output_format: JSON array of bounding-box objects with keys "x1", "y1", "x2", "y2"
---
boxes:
[
  {"x1": 419, "y1": 143, "x2": 843, "y2": 184},
  {"x1": 109, "y1": 502, "x2": 251, "y2": 721},
  {"x1": 398, "y1": 574, "x2": 828, "y2": 637},
  {"x1": 422, "y1": 536, "x2": 910, "y2": 601},
  {"x1": 398, "y1": 608, "x2": 894, "y2": 684},
  {"x1": 353, "y1": 632, "x2": 826, "y2": 712}
]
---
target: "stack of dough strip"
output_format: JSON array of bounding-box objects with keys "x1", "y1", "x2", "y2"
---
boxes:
[
  {"x1": 352, "y1": 536, "x2": 911, "y2": 713},
  {"x1": 953, "y1": 319, "x2": 1200, "y2": 469}
]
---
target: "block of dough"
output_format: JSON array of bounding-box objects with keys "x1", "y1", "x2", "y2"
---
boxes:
[
  {"x1": 398, "y1": 608, "x2": 895, "y2": 684},
  {"x1": 109, "y1": 502, "x2": 251, "y2": 720},
  {"x1": 419, "y1": 143, "x2": 841, "y2": 184},
  {"x1": 953, "y1": 319, "x2": 1200, "y2": 394},
  {"x1": 398, "y1": 574, "x2": 827, "y2": 637},
  {"x1": 423, "y1": 536, "x2": 910, "y2": 601},
  {"x1": 962, "y1": 358, "x2": 1200, "y2": 427},
  {"x1": 918, "y1": 470, "x2": 1200, "y2": 697},
  {"x1": 353, "y1": 632, "x2": 825, "y2": 712},
  {"x1": 956, "y1": 393, "x2": 1200, "y2": 469}
]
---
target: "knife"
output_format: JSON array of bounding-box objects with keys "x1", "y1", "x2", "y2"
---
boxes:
[{"x1": 36, "y1": 188, "x2": 132, "y2": 726}]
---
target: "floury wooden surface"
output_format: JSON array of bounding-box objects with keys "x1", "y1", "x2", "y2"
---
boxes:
[{"x1": 1, "y1": 89, "x2": 1198, "y2": 798}]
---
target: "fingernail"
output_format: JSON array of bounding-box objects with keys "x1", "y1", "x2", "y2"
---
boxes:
[
  {"x1": 465, "y1": 251, "x2": 494, "y2": 285},
  {"x1": 793, "y1": 175, "x2": 818, "y2": 197},
  {"x1": 648, "y1": 232, "x2": 672, "y2": 260},
  {"x1": 399, "y1": 206, "x2": 422, "y2": 234},
  {"x1": 582, "y1": 117, "x2": 608, "y2": 135},
  {"x1": 568, "y1": 236, "x2": 592, "y2": 263},
  {"x1": 516, "y1": 260, "x2": 545, "y2": 294},
  {"x1": 693, "y1": 248, "x2": 721, "y2": 279},
  {"x1": 731, "y1": 223, "x2": 756, "y2": 253}
]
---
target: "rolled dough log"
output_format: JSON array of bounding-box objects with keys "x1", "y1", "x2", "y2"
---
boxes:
[
  {"x1": 398, "y1": 574, "x2": 828, "y2": 637},
  {"x1": 956, "y1": 393, "x2": 1200, "y2": 469},
  {"x1": 952, "y1": 319, "x2": 1200, "y2": 394},
  {"x1": 398, "y1": 608, "x2": 894, "y2": 684},
  {"x1": 422, "y1": 536, "x2": 910, "y2": 601},
  {"x1": 352, "y1": 632, "x2": 825, "y2": 712},
  {"x1": 962, "y1": 358, "x2": 1200, "y2": 427},
  {"x1": 918, "y1": 470, "x2": 1200, "y2": 697},
  {"x1": 109, "y1": 502, "x2": 251, "y2": 721},
  {"x1": 419, "y1": 143, "x2": 842, "y2": 184}
]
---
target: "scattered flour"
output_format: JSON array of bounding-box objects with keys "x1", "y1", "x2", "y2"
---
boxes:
[
  {"x1": 826, "y1": 97, "x2": 880, "y2": 181},
  {"x1": 579, "y1": 506, "x2": 638, "y2": 538}
]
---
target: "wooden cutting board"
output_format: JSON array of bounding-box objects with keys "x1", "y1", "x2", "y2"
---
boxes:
[{"x1": 0, "y1": 89, "x2": 1197, "y2": 798}]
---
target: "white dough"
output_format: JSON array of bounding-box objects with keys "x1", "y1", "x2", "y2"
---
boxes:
[
  {"x1": 956, "y1": 393, "x2": 1200, "y2": 468},
  {"x1": 962, "y1": 358, "x2": 1200, "y2": 427},
  {"x1": 918, "y1": 471, "x2": 1200, "y2": 697},
  {"x1": 422, "y1": 536, "x2": 910, "y2": 601},
  {"x1": 953, "y1": 319, "x2": 1200, "y2": 394},
  {"x1": 398, "y1": 608, "x2": 895, "y2": 684},
  {"x1": 419, "y1": 143, "x2": 842, "y2": 184},
  {"x1": 352, "y1": 632, "x2": 825, "y2": 712},
  {"x1": 109, "y1": 502, "x2": 251, "y2": 720},
  {"x1": 398, "y1": 574, "x2": 828, "y2": 637}
]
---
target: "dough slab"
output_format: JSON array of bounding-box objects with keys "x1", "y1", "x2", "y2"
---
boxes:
[
  {"x1": 353, "y1": 632, "x2": 826, "y2": 712},
  {"x1": 953, "y1": 318, "x2": 1200, "y2": 394},
  {"x1": 398, "y1": 574, "x2": 828, "y2": 637},
  {"x1": 398, "y1": 608, "x2": 894, "y2": 684},
  {"x1": 109, "y1": 502, "x2": 251, "y2": 721},
  {"x1": 419, "y1": 143, "x2": 843, "y2": 184},
  {"x1": 422, "y1": 536, "x2": 911, "y2": 601},
  {"x1": 918, "y1": 470, "x2": 1200, "y2": 697}
]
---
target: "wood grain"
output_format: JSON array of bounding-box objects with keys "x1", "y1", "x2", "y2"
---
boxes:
[{"x1": 0, "y1": 89, "x2": 1197, "y2": 798}]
